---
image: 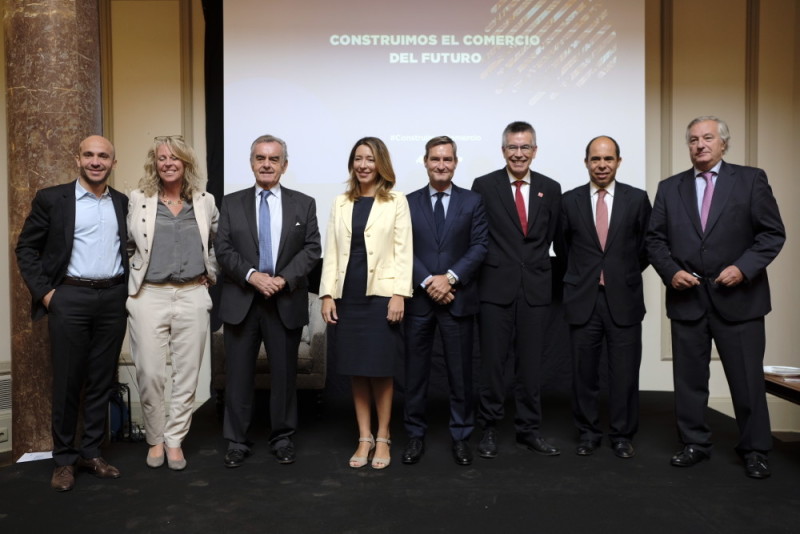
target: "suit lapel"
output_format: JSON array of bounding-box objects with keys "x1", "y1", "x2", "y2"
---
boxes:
[
  {"x1": 678, "y1": 170, "x2": 703, "y2": 236},
  {"x1": 526, "y1": 173, "x2": 545, "y2": 235},
  {"x1": 241, "y1": 187, "x2": 259, "y2": 249},
  {"x1": 277, "y1": 187, "x2": 296, "y2": 267},
  {"x1": 62, "y1": 182, "x2": 77, "y2": 259},
  {"x1": 440, "y1": 184, "x2": 462, "y2": 242},
  {"x1": 575, "y1": 184, "x2": 602, "y2": 250},
  {"x1": 605, "y1": 183, "x2": 628, "y2": 249},
  {"x1": 492, "y1": 173, "x2": 523, "y2": 234},
  {"x1": 415, "y1": 187, "x2": 436, "y2": 237},
  {"x1": 364, "y1": 195, "x2": 387, "y2": 231}
]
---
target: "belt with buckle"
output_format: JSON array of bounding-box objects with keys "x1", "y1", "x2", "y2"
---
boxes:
[{"x1": 62, "y1": 275, "x2": 125, "y2": 289}]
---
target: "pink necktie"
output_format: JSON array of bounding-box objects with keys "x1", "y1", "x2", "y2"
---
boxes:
[
  {"x1": 700, "y1": 171, "x2": 715, "y2": 231},
  {"x1": 596, "y1": 189, "x2": 608, "y2": 285},
  {"x1": 514, "y1": 180, "x2": 527, "y2": 235}
]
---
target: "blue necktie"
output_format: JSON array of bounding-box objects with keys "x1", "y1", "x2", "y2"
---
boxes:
[
  {"x1": 259, "y1": 190, "x2": 274, "y2": 275},
  {"x1": 434, "y1": 192, "x2": 445, "y2": 241}
]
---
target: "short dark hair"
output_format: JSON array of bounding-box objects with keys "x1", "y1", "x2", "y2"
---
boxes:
[
  {"x1": 424, "y1": 136, "x2": 458, "y2": 160},
  {"x1": 584, "y1": 135, "x2": 621, "y2": 160},
  {"x1": 502, "y1": 121, "x2": 536, "y2": 147}
]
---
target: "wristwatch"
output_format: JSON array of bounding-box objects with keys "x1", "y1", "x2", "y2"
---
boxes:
[{"x1": 445, "y1": 272, "x2": 457, "y2": 285}]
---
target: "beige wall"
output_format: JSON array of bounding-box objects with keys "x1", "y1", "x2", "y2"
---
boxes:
[
  {"x1": 2, "y1": 1, "x2": 799, "y2": 436},
  {"x1": 642, "y1": 0, "x2": 800, "y2": 428}
]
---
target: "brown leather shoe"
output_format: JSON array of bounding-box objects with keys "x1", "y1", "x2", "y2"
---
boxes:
[
  {"x1": 51, "y1": 465, "x2": 75, "y2": 492},
  {"x1": 77, "y1": 457, "x2": 121, "y2": 479}
]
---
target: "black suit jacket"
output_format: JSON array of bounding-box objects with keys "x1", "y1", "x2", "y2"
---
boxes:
[
  {"x1": 560, "y1": 181, "x2": 651, "y2": 326},
  {"x1": 646, "y1": 161, "x2": 785, "y2": 322},
  {"x1": 16, "y1": 180, "x2": 129, "y2": 321},
  {"x1": 471, "y1": 168, "x2": 561, "y2": 306},
  {"x1": 215, "y1": 185, "x2": 321, "y2": 330},
  {"x1": 406, "y1": 183, "x2": 488, "y2": 317}
]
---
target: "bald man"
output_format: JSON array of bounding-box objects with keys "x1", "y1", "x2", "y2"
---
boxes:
[
  {"x1": 559, "y1": 136, "x2": 651, "y2": 459},
  {"x1": 17, "y1": 135, "x2": 130, "y2": 491}
]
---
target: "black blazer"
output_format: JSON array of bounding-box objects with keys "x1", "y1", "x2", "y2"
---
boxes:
[
  {"x1": 406, "y1": 183, "x2": 488, "y2": 317},
  {"x1": 16, "y1": 180, "x2": 129, "y2": 321},
  {"x1": 215, "y1": 185, "x2": 321, "y2": 330},
  {"x1": 471, "y1": 168, "x2": 561, "y2": 306},
  {"x1": 560, "y1": 181, "x2": 651, "y2": 326},
  {"x1": 646, "y1": 161, "x2": 785, "y2": 322}
]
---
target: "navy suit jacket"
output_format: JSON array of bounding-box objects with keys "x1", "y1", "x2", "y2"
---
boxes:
[
  {"x1": 646, "y1": 161, "x2": 785, "y2": 322},
  {"x1": 16, "y1": 180, "x2": 129, "y2": 321},
  {"x1": 406, "y1": 183, "x2": 488, "y2": 317},
  {"x1": 215, "y1": 185, "x2": 321, "y2": 330},
  {"x1": 560, "y1": 181, "x2": 651, "y2": 326},
  {"x1": 471, "y1": 168, "x2": 561, "y2": 306}
]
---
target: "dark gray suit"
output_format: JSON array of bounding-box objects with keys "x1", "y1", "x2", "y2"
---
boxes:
[
  {"x1": 560, "y1": 181, "x2": 651, "y2": 444},
  {"x1": 646, "y1": 161, "x2": 785, "y2": 455},
  {"x1": 471, "y1": 168, "x2": 561, "y2": 439},
  {"x1": 215, "y1": 185, "x2": 320, "y2": 450}
]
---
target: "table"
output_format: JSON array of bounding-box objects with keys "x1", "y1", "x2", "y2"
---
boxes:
[{"x1": 765, "y1": 374, "x2": 800, "y2": 405}]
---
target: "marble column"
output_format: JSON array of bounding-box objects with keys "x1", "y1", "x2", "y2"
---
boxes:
[{"x1": 5, "y1": 0, "x2": 103, "y2": 460}]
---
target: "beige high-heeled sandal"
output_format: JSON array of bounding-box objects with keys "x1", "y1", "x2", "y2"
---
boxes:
[
  {"x1": 349, "y1": 435, "x2": 375, "y2": 468},
  {"x1": 371, "y1": 437, "x2": 391, "y2": 469}
]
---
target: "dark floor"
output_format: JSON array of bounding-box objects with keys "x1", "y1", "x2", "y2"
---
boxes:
[{"x1": 0, "y1": 390, "x2": 798, "y2": 534}]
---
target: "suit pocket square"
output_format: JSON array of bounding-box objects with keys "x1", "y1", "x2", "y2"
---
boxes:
[{"x1": 295, "y1": 222, "x2": 301, "y2": 226}]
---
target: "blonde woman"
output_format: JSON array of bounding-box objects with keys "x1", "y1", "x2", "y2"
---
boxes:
[
  {"x1": 127, "y1": 135, "x2": 218, "y2": 470},
  {"x1": 320, "y1": 137, "x2": 413, "y2": 469}
]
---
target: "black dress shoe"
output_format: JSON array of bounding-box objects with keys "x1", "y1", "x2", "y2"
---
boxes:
[
  {"x1": 744, "y1": 454, "x2": 771, "y2": 479},
  {"x1": 402, "y1": 438, "x2": 425, "y2": 465},
  {"x1": 274, "y1": 443, "x2": 296, "y2": 464},
  {"x1": 612, "y1": 440, "x2": 636, "y2": 459},
  {"x1": 670, "y1": 445, "x2": 709, "y2": 467},
  {"x1": 517, "y1": 436, "x2": 561, "y2": 456},
  {"x1": 576, "y1": 440, "x2": 600, "y2": 456},
  {"x1": 477, "y1": 427, "x2": 497, "y2": 459},
  {"x1": 224, "y1": 448, "x2": 250, "y2": 468},
  {"x1": 452, "y1": 440, "x2": 473, "y2": 466}
]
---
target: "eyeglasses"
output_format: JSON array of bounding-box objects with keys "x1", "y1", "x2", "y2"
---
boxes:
[
  {"x1": 154, "y1": 135, "x2": 184, "y2": 142},
  {"x1": 504, "y1": 144, "x2": 535, "y2": 153}
]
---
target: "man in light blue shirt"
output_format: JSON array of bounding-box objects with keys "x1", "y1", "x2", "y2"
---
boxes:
[{"x1": 17, "y1": 135, "x2": 129, "y2": 492}]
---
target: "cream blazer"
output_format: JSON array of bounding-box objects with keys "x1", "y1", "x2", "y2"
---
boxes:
[
  {"x1": 127, "y1": 188, "x2": 220, "y2": 296},
  {"x1": 319, "y1": 190, "x2": 413, "y2": 299}
]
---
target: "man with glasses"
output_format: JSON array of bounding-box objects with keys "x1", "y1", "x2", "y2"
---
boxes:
[{"x1": 471, "y1": 121, "x2": 562, "y2": 459}]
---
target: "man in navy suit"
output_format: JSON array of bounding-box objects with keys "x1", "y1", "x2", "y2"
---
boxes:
[
  {"x1": 646, "y1": 116, "x2": 785, "y2": 479},
  {"x1": 401, "y1": 136, "x2": 488, "y2": 466},
  {"x1": 560, "y1": 136, "x2": 651, "y2": 459},
  {"x1": 215, "y1": 135, "x2": 321, "y2": 468},
  {"x1": 471, "y1": 121, "x2": 562, "y2": 458},
  {"x1": 16, "y1": 135, "x2": 129, "y2": 491}
]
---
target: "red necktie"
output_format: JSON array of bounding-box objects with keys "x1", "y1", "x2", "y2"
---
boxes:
[
  {"x1": 596, "y1": 188, "x2": 608, "y2": 285},
  {"x1": 514, "y1": 180, "x2": 527, "y2": 235}
]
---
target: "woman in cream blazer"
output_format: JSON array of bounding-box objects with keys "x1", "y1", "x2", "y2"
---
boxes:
[
  {"x1": 127, "y1": 135, "x2": 218, "y2": 471},
  {"x1": 320, "y1": 137, "x2": 412, "y2": 469}
]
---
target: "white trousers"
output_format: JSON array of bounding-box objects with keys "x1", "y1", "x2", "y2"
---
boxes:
[{"x1": 127, "y1": 281, "x2": 212, "y2": 448}]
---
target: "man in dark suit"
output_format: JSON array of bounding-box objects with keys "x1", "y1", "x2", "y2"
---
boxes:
[
  {"x1": 646, "y1": 116, "x2": 785, "y2": 479},
  {"x1": 471, "y1": 121, "x2": 562, "y2": 458},
  {"x1": 16, "y1": 135, "x2": 129, "y2": 491},
  {"x1": 560, "y1": 136, "x2": 651, "y2": 459},
  {"x1": 216, "y1": 135, "x2": 321, "y2": 468},
  {"x1": 402, "y1": 136, "x2": 488, "y2": 466}
]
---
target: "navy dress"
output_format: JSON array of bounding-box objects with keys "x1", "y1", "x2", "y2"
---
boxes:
[{"x1": 334, "y1": 197, "x2": 402, "y2": 377}]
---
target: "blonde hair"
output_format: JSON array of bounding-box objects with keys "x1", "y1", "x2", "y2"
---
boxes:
[
  {"x1": 345, "y1": 137, "x2": 396, "y2": 202},
  {"x1": 138, "y1": 136, "x2": 206, "y2": 199}
]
